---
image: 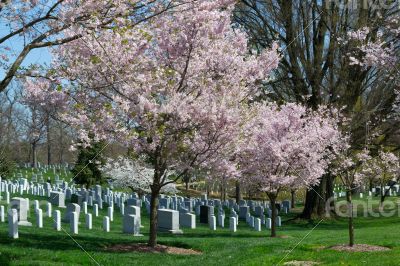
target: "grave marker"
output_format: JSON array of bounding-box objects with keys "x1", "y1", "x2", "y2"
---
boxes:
[
  {"x1": 54, "y1": 210, "x2": 61, "y2": 231},
  {"x1": 8, "y1": 209, "x2": 18, "y2": 238},
  {"x1": 157, "y1": 209, "x2": 182, "y2": 234}
]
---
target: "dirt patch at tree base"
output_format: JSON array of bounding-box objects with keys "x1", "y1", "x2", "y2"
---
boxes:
[
  {"x1": 284, "y1": 261, "x2": 320, "y2": 266},
  {"x1": 105, "y1": 243, "x2": 202, "y2": 255},
  {"x1": 329, "y1": 244, "x2": 391, "y2": 252}
]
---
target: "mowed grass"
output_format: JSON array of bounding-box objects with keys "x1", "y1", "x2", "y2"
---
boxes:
[
  {"x1": 1, "y1": 168, "x2": 399, "y2": 265},
  {"x1": 0, "y1": 193, "x2": 399, "y2": 266}
]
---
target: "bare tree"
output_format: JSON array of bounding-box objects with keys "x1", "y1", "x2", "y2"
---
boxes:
[{"x1": 234, "y1": 0, "x2": 400, "y2": 218}]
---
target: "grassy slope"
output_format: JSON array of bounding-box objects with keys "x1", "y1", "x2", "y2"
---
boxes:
[
  {"x1": 1, "y1": 171, "x2": 399, "y2": 265},
  {"x1": 11, "y1": 168, "x2": 72, "y2": 182},
  {"x1": 0, "y1": 196, "x2": 399, "y2": 265}
]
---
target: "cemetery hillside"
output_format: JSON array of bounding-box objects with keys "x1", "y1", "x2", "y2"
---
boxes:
[{"x1": 0, "y1": 0, "x2": 399, "y2": 265}]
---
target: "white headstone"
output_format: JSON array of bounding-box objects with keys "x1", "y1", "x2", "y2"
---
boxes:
[
  {"x1": 0, "y1": 205, "x2": 4, "y2": 222},
  {"x1": 83, "y1": 202, "x2": 88, "y2": 214},
  {"x1": 5, "y1": 191, "x2": 9, "y2": 204},
  {"x1": 54, "y1": 210, "x2": 61, "y2": 231},
  {"x1": 123, "y1": 214, "x2": 141, "y2": 235},
  {"x1": 103, "y1": 216, "x2": 110, "y2": 232},
  {"x1": 10, "y1": 197, "x2": 32, "y2": 226},
  {"x1": 157, "y1": 209, "x2": 182, "y2": 234},
  {"x1": 266, "y1": 218, "x2": 272, "y2": 229},
  {"x1": 36, "y1": 208, "x2": 43, "y2": 228},
  {"x1": 8, "y1": 209, "x2": 18, "y2": 238},
  {"x1": 85, "y1": 213, "x2": 92, "y2": 230},
  {"x1": 70, "y1": 211, "x2": 78, "y2": 234},
  {"x1": 179, "y1": 212, "x2": 196, "y2": 229},
  {"x1": 121, "y1": 203, "x2": 125, "y2": 216},
  {"x1": 94, "y1": 204, "x2": 99, "y2": 217},
  {"x1": 107, "y1": 206, "x2": 113, "y2": 222},
  {"x1": 47, "y1": 202, "x2": 52, "y2": 217},
  {"x1": 255, "y1": 218, "x2": 261, "y2": 231},
  {"x1": 98, "y1": 198, "x2": 103, "y2": 209},
  {"x1": 209, "y1": 215, "x2": 216, "y2": 230},
  {"x1": 218, "y1": 214, "x2": 225, "y2": 228},
  {"x1": 229, "y1": 217, "x2": 237, "y2": 232},
  {"x1": 125, "y1": 206, "x2": 141, "y2": 227}
]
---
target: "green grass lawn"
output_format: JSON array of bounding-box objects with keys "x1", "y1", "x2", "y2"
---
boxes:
[
  {"x1": 2, "y1": 169, "x2": 399, "y2": 265},
  {"x1": 0, "y1": 193, "x2": 399, "y2": 266}
]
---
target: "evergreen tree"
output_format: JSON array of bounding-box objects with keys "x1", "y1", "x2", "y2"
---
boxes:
[
  {"x1": 0, "y1": 146, "x2": 16, "y2": 179},
  {"x1": 71, "y1": 141, "x2": 106, "y2": 188}
]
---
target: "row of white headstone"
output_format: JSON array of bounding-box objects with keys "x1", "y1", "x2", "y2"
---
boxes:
[
  {"x1": 6, "y1": 206, "x2": 141, "y2": 238},
  {"x1": 206, "y1": 213, "x2": 281, "y2": 232}
]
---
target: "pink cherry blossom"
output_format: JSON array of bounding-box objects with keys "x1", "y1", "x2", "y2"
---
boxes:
[
  {"x1": 25, "y1": 0, "x2": 280, "y2": 246},
  {"x1": 237, "y1": 102, "x2": 339, "y2": 237}
]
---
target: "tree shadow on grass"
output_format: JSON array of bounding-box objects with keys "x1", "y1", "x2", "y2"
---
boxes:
[
  {"x1": 8, "y1": 217, "x2": 397, "y2": 256},
  {"x1": 0, "y1": 252, "x2": 13, "y2": 266},
  {"x1": 0, "y1": 231, "x2": 205, "y2": 255},
  {"x1": 0, "y1": 229, "x2": 281, "y2": 261},
  {"x1": 0, "y1": 232, "x2": 141, "y2": 252}
]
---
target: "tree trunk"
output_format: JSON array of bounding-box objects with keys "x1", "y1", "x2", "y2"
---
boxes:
[
  {"x1": 269, "y1": 194, "x2": 277, "y2": 237},
  {"x1": 300, "y1": 173, "x2": 334, "y2": 219},
  {"x1": 235, "y1": 181, "x2": 241, "y2": 204},
  {"x1": 346, "y1": 190, "x2": 354, "y2": 247},
  {"x1": 46, "y1": 114, "x2": 51, "y2": 165},
  {"x1": 59, "y1": 125, "x2": 64, "y2": 164},
  {"x1": 369, "y1": 179, "x2": 373, "y2": 192},
  {"x1": 27, "y1": 146, "x2": 32, "y2": 166},
  {"x1": 220, "y1": 182, "x2": 223, "y2": 201},
  {"x1": 32, "y1": 142, "x2": 37, "y2": 168},
  {"x1": 291, "y1": 190, "x2": 296, "y2": 208},
  {"x1": 223, "y1": 183, "x2": 226, "y2": 201},
  {"x1": 380, "y1": 182, "x2": 384, "y2": 206},
  {"x1": 380, "y1": 181, "x2": 395, "y2": 205},
  {"x1": 185, "y1": 181, "x2": 189, "y2": 192},
  {"x1": 148, "y1": 187, "x2": 160, "y2": 248}
]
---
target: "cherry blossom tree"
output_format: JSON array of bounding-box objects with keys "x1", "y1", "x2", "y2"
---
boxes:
[
  {"x1": 237, "y1": 103, "x2": 338, "y2": 237},
  {"x1": 22, "y1": 77, "x2": 70, "y2": 165},
  {"x1": 101, "y1": 156, "x2": 178, "y2": 195},
  {"x1": 202, "y1": 157, "x2": 239, "y2": 201},
  {"x1": 347, "y1": 26, "x2": 399, "y2": 70},
  {"x1": 362, "y1": 150, "x2": 399, "y2": 204},
  {"x1": 25, "y1": 0, "x2": 280, "y2": 247},
  {"x1": 0, "y1": 0, "x2": 191, "y2": 92},
  {"x1": 347, "y1": 19, "x2": 400, "y2": 119},
  {"x1": 330, "y1": 140, "x2": 370, "y2": 247}
]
